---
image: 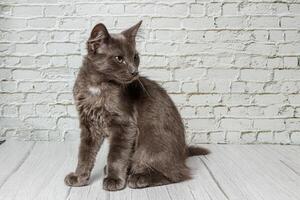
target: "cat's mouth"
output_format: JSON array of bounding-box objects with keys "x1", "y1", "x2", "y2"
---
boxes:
[{"x1": 122, "y1": 73, "x2": 139, "y2": 84}]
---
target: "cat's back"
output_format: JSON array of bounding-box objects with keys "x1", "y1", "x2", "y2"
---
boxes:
[{"x1": 129, "y1": 77, "x2": 184, "y2": 132}]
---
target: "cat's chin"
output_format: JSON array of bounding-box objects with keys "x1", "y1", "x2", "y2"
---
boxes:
[{"x1": 119, "y1": 75, "x2": 140, "y2": 84}]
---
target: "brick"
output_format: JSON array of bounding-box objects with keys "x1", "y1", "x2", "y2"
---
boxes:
[
  {"x1": 182, "y1": 17, "x2": 214, "y2": 29},
  {"x1": 12, "y1": 70, "x2": 41, "y2": 80},
  {"x1": 247, "y1": 43, "x2": 276, "y2": 56},
  {"x1": 108, "y1": 4, "x2": 124, "y2": 14},
  {"x1": 253, "y1": 119, "x2": 285, "y2": 130},
  {"x1": 25, "y1": 93, "x2": 56, "y2": 103},
  {"x1": 156, "y1": 4, "x2": 187, "y2": 17},
  {"x1": 284, "y1": 31, "x2": 300, "y2": 42},
  {"x1": 45, "y1": 5, "x2": 73, "y2": 16},
  {"x1": 24, "y1": 117, "x2": 56, "y2": 129},
  {"x1": 240, "y1": 3, "x2": 288, "y2": 15},
  {"x1": 289, "y1": 4, "x2": 300, "y2": 15},
  {"x1": 169, "y1": 94, "x2": 187, "y2": 105},
  {"x1": 249, "y1": 17, "x2": 279, "y2": 28},
  {"x1": 274, "y1": 131, "x2": 290, "y2": 144},
  {"x1": 220, "y1": 119, "x2": 252, "y2": 130},
  {"x1": 222, "y1": 94, "x2": 252, "y2": 106},
  {"x1": 189, "y1": 94, "x2": 221, "y2": 105},
  {"x1": 76, "y1": 4, "x2": 107, "y2": 16},
  {"x1": 145, "y1": 42, "x2": 178, "y2": 54},
  {"x1": 222, "y1": 3, "x2": 238, "y2": 16},
  {"x1": 291, "y1": 131, "x2": 300, "y2": 144},
  {"x1": 18, "y1": 81, "x2": 48, "y2": 92},
  {"x1": 190, "y1": 3, "x2": 205, "y2": 16},
  {"x1": 274, "y1": 70, "x2": 300, "y2": 81},
  {"x1": 283, "y1": 57, "x2": 298, "y2": 68},
  {"x1": 174, "y1": 68, "x2": 205, "y2": 81},
  {"x1": 207, "y1": 69, "x2": 239, "y2": 80},
  {"x1": 241, "y1": 132, "x2": 257, "y2": 143},
  {"x1": 142, "y1": 69, "x2": 170, "y2": 81},
  {"x1": 278, "y1": 43, "x2": 300, "y2": 55},
  {"x1": 155, "y1": 30, "x2": 186, "y2": 42},
  {"x1": 285, "y1": 119, "x2": 300, "y2": 130},
  {"x1": 47, "y1": 42, "x2": 80, "y2": 54},
  {"x1": 0, "y1": 69, "x2": 12, "y2": 80},
  {"x1": 214, "y1": 80, "x2": 231, "y2": 93},
  {"x1": 281, "y1": 17, "x2": 300, "y2": 28},
  {"x1": 240, "y1": 69, "x2": 271, "y2": 82},
  {"x1": 196, "y1": 106, "x2": 213, "y2": 117},
  {"x1": 19, "y1": 104, "x2": 35, "y2": 118},
  {"x1": 0, "y1": 18, "x2": 27, "y2": 29},
  {"x1": 181, "y1": 82, "x2": 197, "y2": 93},
  {"x1": 27, "y1": 18, "x2": 57, "y2": 28},
  {"x1": 0, "y1": 81, "x2": 17, "y2": 92},
  {"x1": 57, "y1": 92, "x2": 73, "y2": 104},
  {"x1": 151, "y1": 18, "x2": 181, "y2": 29},
  {"x1": 226, "y1": 131, "x2": 241, "y2": 143},
  {"x1": 2, "y1": 105, "x2": 18, "y2": 117},
  {"x1": 257, "y1": 131, "x2": 273, "y2": 143},
  {"x1": 187, "y1": 118, "x2": 215, "y2": 130},
  {"x1": 215, "y1": 17, "x2": 247, "y2": 28},
  {"x1": 206, "y1": 3, "x2": 222, "y2": 16},
  {"x1": 255, "y1": 94, "x2": 286, "y2": 105},
  {"x1": 13, "y1": 6, "x2": 43, "y2": 17},
  {"x1": 289, "y1": 95, "x2": 300, "y2": 105},
  {"x1": 15, "y1": 43, "x2": 44, "y2": 55},
  {"x1": 125, "y1": 4, "x2": 155, "y2": 15},
  {"x1": 269, "y1": 31, "x2": 284, "y2": 42},
  {"x1": 58, "y1": 18, "x2": 87, "y2": 29},
  {"x1": 209, "y1": 131, "x2": 226, "y2": 143}
]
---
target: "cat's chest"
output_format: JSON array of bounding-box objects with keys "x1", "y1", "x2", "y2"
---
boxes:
[
  {"x1": 80, "y1": 85, "x2": 120, "y2": 111},
  {"x1": 75, "y1": 84, "x2": 122, "y2": 126}
]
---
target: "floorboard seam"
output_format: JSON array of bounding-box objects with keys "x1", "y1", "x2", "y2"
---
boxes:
[
  {"x1": 165, "y1": 187, "x2": 173, "y2": 200},
  {"x1": 187, "y1": 184, "x2": 196, "y2": 200},
  {"x1": 64, "y1": 187, "x2": 72, "y2": 200},
  {"x1": 279, "y1": 160, "x2": 300, "y2": 176},
  {"x1": 199, "y1": 157, "x2": 230, "y2": 200},
  {"x1": 0, "y1": 142, "x2": 36, "y2": 190}
]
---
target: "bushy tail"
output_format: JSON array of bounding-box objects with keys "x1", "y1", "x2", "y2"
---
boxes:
[{"x1": 187, "y1": 146, "x2": 210, "y2": 156}]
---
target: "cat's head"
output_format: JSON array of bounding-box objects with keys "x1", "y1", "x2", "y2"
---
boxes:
[{"x1": 86, "y1": 21, "x2": 142, "y2": 84}]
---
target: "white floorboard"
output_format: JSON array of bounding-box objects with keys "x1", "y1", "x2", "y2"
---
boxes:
[{"x1": 0, "y1": 141, "x2": 299, "y2": 200}]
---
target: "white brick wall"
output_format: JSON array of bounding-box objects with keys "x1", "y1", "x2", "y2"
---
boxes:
[{"x1": 0, "y1": 0, "x2": 300, "y2": 144}]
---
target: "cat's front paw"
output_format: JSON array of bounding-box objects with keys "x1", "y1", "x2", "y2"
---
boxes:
[
  {"x1": 103, "y1": 176, "x2": 126, "y2": 191},
  {"x1": 64, "y1": 172, "x2": 89, "y2": 187}
]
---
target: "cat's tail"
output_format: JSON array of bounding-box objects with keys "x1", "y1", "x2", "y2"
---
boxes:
[{"x1": 187, "y1": 146, "x2": 210, "y2": 156}]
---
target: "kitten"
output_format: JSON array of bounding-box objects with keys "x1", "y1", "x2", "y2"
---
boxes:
[{"x1": 64, "y1": 21, "x2": 209, "y2": 191}]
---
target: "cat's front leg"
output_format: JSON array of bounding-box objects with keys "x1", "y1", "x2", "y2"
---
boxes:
[
  {"x1": 103, "y1": 123, "x2": 137, "y2": 191},
  {"x1": 65, "y1": 124, "x2": 104, "y2": 187}
]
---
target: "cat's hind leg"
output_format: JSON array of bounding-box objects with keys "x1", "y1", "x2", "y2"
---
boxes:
[{"x1": 127, "y1": 168, "x2": 172, "y2": 189}]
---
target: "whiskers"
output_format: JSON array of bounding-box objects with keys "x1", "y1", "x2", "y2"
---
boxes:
[{"x1": 137, "y1": 77, "x2": 151, "y2": 98}]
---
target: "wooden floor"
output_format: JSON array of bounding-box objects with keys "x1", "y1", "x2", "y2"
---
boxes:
[{"x1": 0, "y1": 141, "x2": 299, "y2": 200}]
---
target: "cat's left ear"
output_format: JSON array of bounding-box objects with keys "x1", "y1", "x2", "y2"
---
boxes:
[
  {"x1": 87, "y1": 23, "x2": 110, "y2": 54},
  {"x1": 121, "y1": 20, "x2": 142, "y2": 42}
]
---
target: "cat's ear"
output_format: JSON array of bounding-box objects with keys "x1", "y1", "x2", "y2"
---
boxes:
[
  {"x1": 87, "y1": 23, "x2": 110, "y2": 53},
  {"x1": 121, "y1": 20, "x2": 142, "y2": 41}
]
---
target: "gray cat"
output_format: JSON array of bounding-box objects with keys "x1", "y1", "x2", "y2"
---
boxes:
[{"x1": 64, "y1": 21, "x2": 209, "y2": 191}]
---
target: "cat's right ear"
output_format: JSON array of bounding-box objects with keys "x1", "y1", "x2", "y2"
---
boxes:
[{"x1": 87, "y1": 23, "x2": 110, "y2": 54}]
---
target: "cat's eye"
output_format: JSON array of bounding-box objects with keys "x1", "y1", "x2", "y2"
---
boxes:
[
  {"x1": 115, "y1": 56, "x2": 124, "y2": 63},
  {"x1": 134, "y1": 53, "x2": 139, "y2": 61}
]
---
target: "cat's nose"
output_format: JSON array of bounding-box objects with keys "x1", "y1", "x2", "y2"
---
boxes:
[
  {"x1": 129, "y1": 66, "x2": 138, "y2": 76},
  {"x1": 131, "y1": 70, "x2": 139, "y2": 76}
]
